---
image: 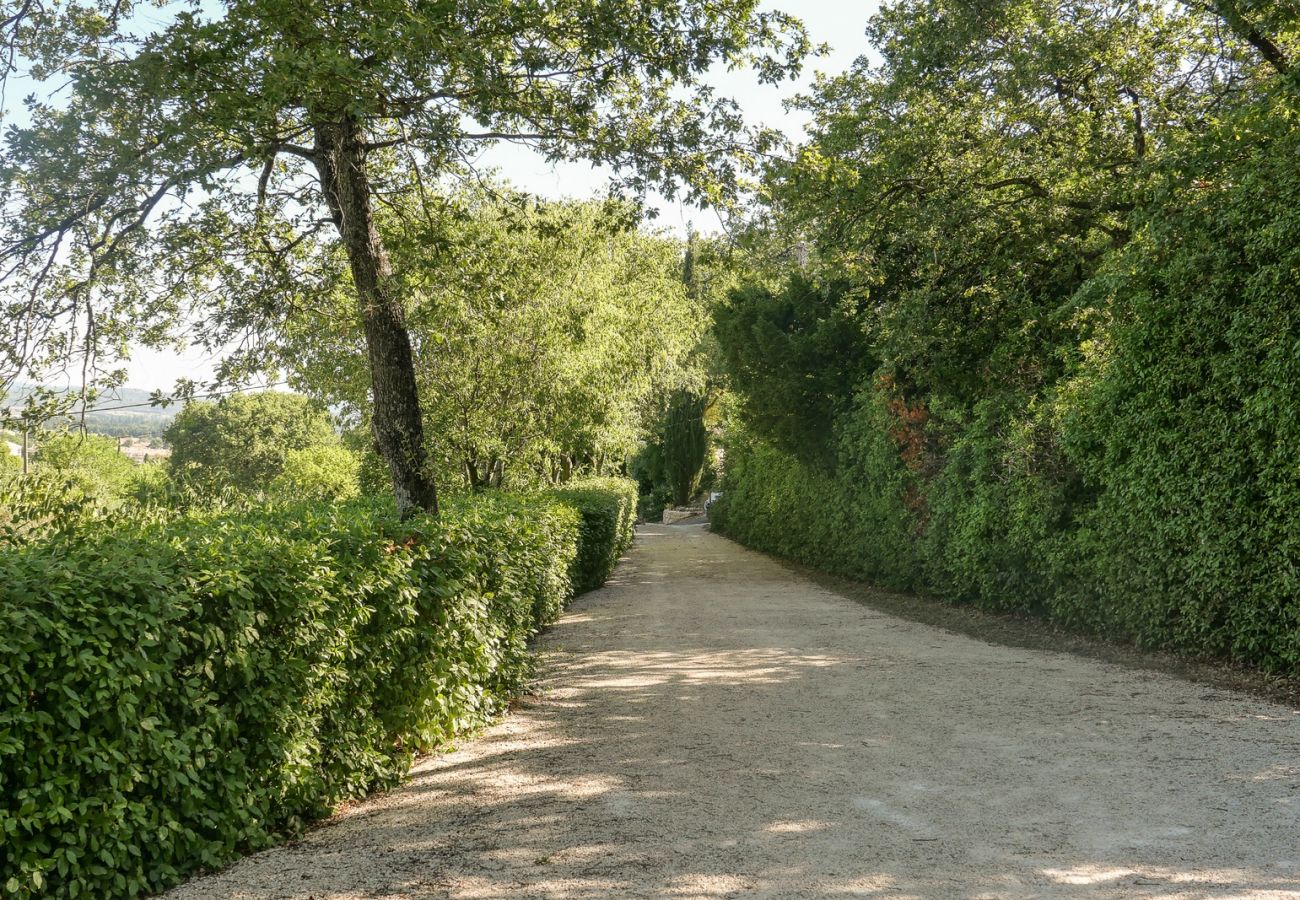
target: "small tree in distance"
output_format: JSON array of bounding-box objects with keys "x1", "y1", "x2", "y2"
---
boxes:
[
  {"x1": 28, "y1": 432, "x2": 140, "y2": 501},
  {"x1": 663, "y1": 389, "x2": 709, "y2": 507},
  {"x1": 164, "y1": 392, "x2": 338, "y2": 495}
]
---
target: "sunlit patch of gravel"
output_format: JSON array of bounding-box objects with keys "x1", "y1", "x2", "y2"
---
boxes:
[{"x1": 169, "y1": 523, "x2": 1300, "y2": 899}]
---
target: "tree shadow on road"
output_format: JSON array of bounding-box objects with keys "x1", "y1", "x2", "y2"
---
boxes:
[{"x1": 166, "y1": 527, "x2": 1300, "y2": 899}]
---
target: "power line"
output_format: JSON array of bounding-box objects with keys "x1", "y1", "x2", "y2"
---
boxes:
[{"x1": 3, "y1": 382, "x2": 290, "y2": 418}]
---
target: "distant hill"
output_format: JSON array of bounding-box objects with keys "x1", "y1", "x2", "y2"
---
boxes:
[{"x1": 3, "y1": 385, "x2": 178, "y2": 438}]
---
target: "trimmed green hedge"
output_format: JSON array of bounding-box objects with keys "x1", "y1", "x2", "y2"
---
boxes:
[
  {"x1": 713, "y1": 122, "x2": 1300, "y2": 675},
  {"x1": 548, "y1": 477, "x2": 638, "y2": 593},
  {"x1": 713, "y1": 74, "x2": 1300, "y2": 679},
  {"x1": 0, "y1": 482, "x2": 632, "y2": 898}
]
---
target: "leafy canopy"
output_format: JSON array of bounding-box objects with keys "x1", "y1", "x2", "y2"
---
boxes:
[
  {"x1": 768, "y1": 0, "x2": 1269, "y2": 405},
  {"x1": 0, "y1": 0, "x2": 811, "y2": 397},
  {"x1": 28, "y1": 430, "x2": 141, "y2": 501},
  {"x1": 164, "y1": 391, "x2": 339, "y2": 494},
  {"x1": 285, "y1": 187, "x2": 704, "y2": 487},
  {"x1": 713, "y1": 274, "x2": 870, "y2": 466}
]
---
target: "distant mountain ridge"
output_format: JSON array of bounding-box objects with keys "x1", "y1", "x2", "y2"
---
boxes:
[{"x1": 3, "y1": 384, "x2": 177, "y2": 437}]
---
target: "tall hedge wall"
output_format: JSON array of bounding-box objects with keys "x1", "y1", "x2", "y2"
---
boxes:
[
  {"x1": 713, "y1": 118, "x2": 1300, "y2": 675},
  {"x1": 0, "y1": 480, "x2": 636, "y2": 898}
]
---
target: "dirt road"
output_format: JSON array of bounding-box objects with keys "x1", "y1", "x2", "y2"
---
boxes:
[{"x1": 171, "y1": 524, "x2": 1300, "y2": 898}]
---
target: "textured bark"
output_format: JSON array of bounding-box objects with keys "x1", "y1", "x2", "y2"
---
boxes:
[{"x1": 314, "y1": 117, "x2": 438, "y2": 519}]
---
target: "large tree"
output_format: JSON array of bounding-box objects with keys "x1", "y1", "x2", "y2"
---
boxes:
[
  {"x1": 765, "y1": 0, "x2": 1286, "y2": 409},
  {"x1": 285, "y1": 187, "x2": 703, "y2": 489},
  {"x1": 0, "y1": 0, "x2": 809, "y2": 517}
]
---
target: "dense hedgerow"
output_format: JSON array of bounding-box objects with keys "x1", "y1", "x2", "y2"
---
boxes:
[
  {"x1": 714, "y1": 99, "x2": 1300, "y2": 674},
  {"x1": 548, "y1": 478, "x2": 638, "y2": 593},
  {"x1": 0, "y1": 481, "x2": 631, "y2": 898},
  {"x1": 711, "y1": 396, "x2": 921, "y2": 592}
]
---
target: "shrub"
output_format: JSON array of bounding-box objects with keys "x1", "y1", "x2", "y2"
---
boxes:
[
  {"x1": 712, "y1": 394, "x2": 919, "y2": 591},
  {"x1": 713, "y1": 274, "x2": 872, "y2": 467},
  {"x1": 269, "y1": 445, "x2": 361, "y2": 502},
  {"x1": 0, "y1": 482, "x2": 630, "y2": 898},
  {"x1": 661, "y1": 390, "x2": 709, "y2": 507},
  {"x1": 0, "y1": 472, "x2": 108, "y2": 549},
  {"x1": 715, "y1": 105, "x2": 1300, "y2": 674},
  {"x1": 124, "y1": 460, "x2": 171, "y2": 506},
  {"x1": 28, "y1": 432, "x2": 139, "y2": 504},
  {"x1": 549, "y1": 477, "x2": 638, "y2": 593},
  {"x1": 1047, "y1": 110, "x2": 1300, "y2": 670},
  {"x1": 165, "y1": 393, "x2": 338, "y2": 495}
]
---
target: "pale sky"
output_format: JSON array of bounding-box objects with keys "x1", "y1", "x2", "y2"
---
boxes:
[{"x1": 13, "y1": 2, "x2": 882, "y2": 391}]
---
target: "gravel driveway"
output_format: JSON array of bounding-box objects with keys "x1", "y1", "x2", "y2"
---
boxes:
[{"x1": 169, "y1": 523, "x2": 1300, "y2": 899}]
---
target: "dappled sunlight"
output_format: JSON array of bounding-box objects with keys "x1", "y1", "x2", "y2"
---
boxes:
[
  {"x1": 1227, "y1": 763, "x2": 1300, "y2": 783},
  {"x1": 557, "y1": 612, "x2": 599, "y2": 625},
  {"x1": 1041, "y1": 863, "x2": 1300, "y2": 896},
  {"x1": 763, "y1": 819, "x2": 832, "y2": 834},
  {"x1": 827, "y1": 873, "x2": 907, "y2": 895},
  {"x1": 166, "y1": 527, "x2": 1300, "y2": 900},
  {"x1": 661, "y1": 873, "x2": 755, "y2": 895},
  {"x1": 1042, "y1": 865, "x2": 1142, "y2": 885},
  {"x1": 554, "y1": 647, "x2": 845, "y2": 694}
]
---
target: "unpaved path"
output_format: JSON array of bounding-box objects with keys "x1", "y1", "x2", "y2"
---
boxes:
[{"x1": 171, "y1": 524, "x2": 1300, "y2": 899}]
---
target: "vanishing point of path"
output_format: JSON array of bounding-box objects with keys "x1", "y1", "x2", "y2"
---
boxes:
[{"x1": 171, "y1": 524, "x2": 1300, "y2": 899}]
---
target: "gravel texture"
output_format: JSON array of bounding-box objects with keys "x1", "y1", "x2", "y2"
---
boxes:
[{"x1": 169, "y1": 523, "x2": 1300, "y2": 899}]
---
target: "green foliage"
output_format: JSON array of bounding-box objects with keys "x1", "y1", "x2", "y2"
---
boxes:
[
  {"x1": 715, "y1": 2, "x2": 1300, "y2": 674},
  {"x1": 165, "y1": 393, "x2": 338, "y2": 496},
  {"x1": 0, "y1": 472, "x2": 108, "y2": 550},
  {"x1": 28, "y1": 432, "x2": 139, "y2": 503},
  {"x1": 661, "y1": 390, "x2": 709, "y2": 507},
  {"x1": 712, "y1": 395, "x2": 920, "y2": 590},
  {"x1": 0, "y1": 0, "x2": 810, "y2": 510},
  {"x1": 769, "y1": 0, "x2": 1250, "y2": 407},
  {"x1": 914, "y1": 397, "x2": 1081, "y2": 613},
  {"x1": 628, "y1": 440, "x2": 673, "y2": 521},
  {"x1": 269, "y1": 445, "x2": 361, "y2": 503},
  {"x1": 548, "y1": 478, "x2": 639, "y2": 594},
  {"x1": 0, "y1": 478, "x2": 636, "y2": 898},
  {"x1": 125, "y1": 461, "x2": 172, "y2": 506},
  {"x1": 713, "y1": 274, "x2": 870, "y2": 466},
  {"x1": 1048, "y1": 97, "x2": 1300, "y2": 668},
  {"x1": 285, "y1": 189, "x2": 705, "y2": 490}
]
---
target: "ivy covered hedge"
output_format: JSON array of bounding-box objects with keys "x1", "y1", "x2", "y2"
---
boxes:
[
  {"x1": 712, "y1": 115, "x2": 1300, "y2": 674},
  {"x1": 0, "y1": 480, "x2": 635, "y2": 898}
]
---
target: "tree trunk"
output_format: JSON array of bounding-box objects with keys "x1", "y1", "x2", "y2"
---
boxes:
[{"x1": 314, "y1": 116, "x2": 438, "y2": 519}]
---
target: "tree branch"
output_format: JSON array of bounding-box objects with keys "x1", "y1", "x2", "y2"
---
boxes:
[{"x1": 1194, "y1": 1, "x2": 1291, "y2": 76}]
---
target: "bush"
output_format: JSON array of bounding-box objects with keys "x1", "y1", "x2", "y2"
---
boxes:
[
  {"x1": 124, "y1": 461, "x2": 171, "y2": 506},
  {"x1": 712, "y1": 394, "x2": 919, "y2": 590},
  {"x1": 0, "y1": 472, "x2": 109, "y2": 549},
  {"x1": 1046, "y1": 109, "x2": 1300, "y2": 669},
  {"x1": 0, "y1": 481, "x2": 632, "y2": 898},
  {"x1": 548, "y1": 477, "x2": 638, "y2": 593},
  {"x1": 165, "y1": 393, "x2": 339, "y2": 496},
  {"x1": 713, "y1": 274, "x2": 872, "y2": 467},
  {"x1": 28, "y1": 432, "x2": 139, "y2": 504},
  {"x1": 715, "y1": 103, "x2": 1300, "y2": 675},
  {"x1": 269, "y1": 445, "x2": 361, "y2": 502}
]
